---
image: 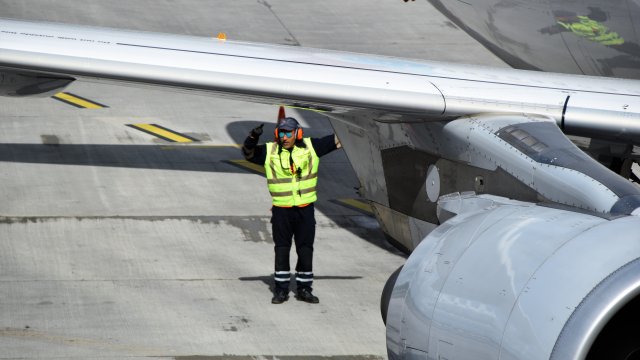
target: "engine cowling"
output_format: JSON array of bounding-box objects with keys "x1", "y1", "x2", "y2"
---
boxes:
[{"x1": 385, "y1": 194, "x2": 640, "y2": 360}]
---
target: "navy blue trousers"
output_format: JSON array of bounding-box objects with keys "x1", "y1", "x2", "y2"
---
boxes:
[{"x1": 271, "y1": 204, "x2": 316, "y2": 291}]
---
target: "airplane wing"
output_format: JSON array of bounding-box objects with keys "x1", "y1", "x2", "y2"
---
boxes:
[
  {"x1": 1, "y1": 18, "x2": 639, "y2": 142},
  {"x1": 3, "y1": 18, "x2": 640, "y2": 360}
]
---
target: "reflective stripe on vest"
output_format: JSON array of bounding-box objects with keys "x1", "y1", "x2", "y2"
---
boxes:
[{"x1": 264, "y1": 138, "x2": 320, "y2": 206}]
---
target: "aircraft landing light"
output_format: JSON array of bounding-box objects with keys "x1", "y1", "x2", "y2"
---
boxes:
[
  {"x1": 126, "y1": 124, "x2": 200, "y2": 143},
  {"x1": 51, "y1": 92, "x2": 108, "y2": 109},
  {"x1": 226, "y1": 159, "x2": 265, "y2": 176},
  {"x1": 332, "y1": 198, "x2": 374, "y2": 216}
]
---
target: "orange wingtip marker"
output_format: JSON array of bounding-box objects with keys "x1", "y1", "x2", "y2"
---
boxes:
[
  {"x1": 277, "y1": 106, "x2": 286, "y2": 121},
  {"x1": 217, "y1": 32, "x2": 227, "y2": 41}
]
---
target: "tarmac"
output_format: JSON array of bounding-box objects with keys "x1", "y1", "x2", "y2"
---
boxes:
[{"x1": 0, "y1": 1, "x2": 506, "y2": 359}]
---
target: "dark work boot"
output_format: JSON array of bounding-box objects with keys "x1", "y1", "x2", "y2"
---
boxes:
[
  {"x1": 271, "y1": 289, "x2": 289, "y2": 304},
  {"x1": 295, "y1": 288, "x2": 319, "y2": 304}
]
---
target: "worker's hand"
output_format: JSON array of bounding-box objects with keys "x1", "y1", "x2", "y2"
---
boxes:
[{"x1": 250, "y1": 124, "x2": 264, "y2": 138}]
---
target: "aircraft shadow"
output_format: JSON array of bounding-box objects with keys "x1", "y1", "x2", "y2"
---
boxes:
[
  {"x1": 0, "y1": 126, "x2": 401, "y2": 254},
  {"x1": 0, "y1": 142, "x2": 245, "y2": 172},
  {"x1": 0, "y1": 119, "x2": 341, "y2": 173}
]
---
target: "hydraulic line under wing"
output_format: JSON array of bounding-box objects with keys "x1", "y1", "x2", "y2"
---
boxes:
[{"x1": 2, "y1": 18, "x2": 640, "y2": 359}]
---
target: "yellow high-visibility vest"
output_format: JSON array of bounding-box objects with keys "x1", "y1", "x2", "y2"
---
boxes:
[{"x1": 264, "y1": 138, "x2": 320, "y2": 206}]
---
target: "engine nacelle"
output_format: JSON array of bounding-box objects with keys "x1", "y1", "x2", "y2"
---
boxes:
[
  {"x1": 385, "y1": 194, "x2": 640, "y2": 359},
  {"x1": 0, "y1": 69, "x2": 73, "y2": 97}
]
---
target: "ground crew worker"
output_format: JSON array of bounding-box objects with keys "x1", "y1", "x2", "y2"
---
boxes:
[{"x1": 242, "y1": 116, "x2": 341, "y2": 304}]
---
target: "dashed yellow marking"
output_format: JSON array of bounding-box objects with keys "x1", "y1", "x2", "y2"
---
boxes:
[
  {"x1": 52, "y1": 92, "x2": 108, "y2": 109},
  {"x1": 334, "y1": 198, "x2": 374, "y2": 215},
  {"x1": 227, "y1": 159, "x2": 265, "y2": 175},
  {"x1": 127, "y1": 124, "x2": 199, "y2": 143}
]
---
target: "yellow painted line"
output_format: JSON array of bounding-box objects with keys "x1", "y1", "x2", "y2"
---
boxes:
[
  {"x1": 52, "y1": 92, "x2": 107, "y2": 109},
  {"x1": 127, "y1": 124, "x2": 198, "y2": 143},
  {"x1": 228, "y1": 159, "x2": 265, "y2": 175},
  {"x1": 335, "y1": 198, "x2": 374, "y2": 215}
]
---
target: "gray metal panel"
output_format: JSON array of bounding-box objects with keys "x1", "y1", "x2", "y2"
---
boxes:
[
  {"x1": 386, "y1": 194, "x2": 640, "y2": 359},
  {"x1": 501, "y1": 215, "x2": 640, "y2": 360},
  {"x1": 0, "y1": 20, "x2": 446, "y2": 115},
  {"x1": 328, "y1": 114, "x2": 389, "y2": 205},
  {"x1": 427, "y1": 203, "x2": 605, "y2": 359},
  {"x1": 440, "y1": 114, "x2": 640, "y2": 214},
  {"x1": 398, "y1": 202, "x2": 519, "y2": 354},
  {"x1": 551, "y1": 258, "x2": 640, "y2": 360},
  {"x1": 564, "y1": 93, "x2": 640, "y2": 142}
]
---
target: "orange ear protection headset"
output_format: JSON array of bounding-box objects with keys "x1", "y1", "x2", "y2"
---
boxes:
[{"x1": 274, "y1": 117, "x2": 303, "y2": 141}]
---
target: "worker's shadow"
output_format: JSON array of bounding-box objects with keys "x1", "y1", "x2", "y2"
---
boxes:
[{"x1": 238, "y1": 274, "x2": 363, "y2": 294}]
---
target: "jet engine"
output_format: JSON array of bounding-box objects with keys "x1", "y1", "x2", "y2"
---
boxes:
[{"x1": 384, "y1": 193, "x2": 640, "y2": 360}]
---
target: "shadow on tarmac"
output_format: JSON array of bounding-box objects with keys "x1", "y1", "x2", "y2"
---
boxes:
[
  {"x1": 0, "y1": 143, "x2": 245, "y2": 172},
  {"x1": 0, "y1": 120, "x2": 339, "y2": 173},
  {"x1": 0, "y1": 136, "x2": 404, "y2": 255},
  {"x1": 238, "y1": 275, "x2": 364, "y2": 294}
]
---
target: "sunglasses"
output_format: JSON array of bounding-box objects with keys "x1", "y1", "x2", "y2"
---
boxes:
[{"x1": 278, "y1": 131, "x2": 294, "y2": 138}]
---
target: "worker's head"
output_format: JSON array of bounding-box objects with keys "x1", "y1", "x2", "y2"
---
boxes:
[{"x1": 275, "y1": 117, "x2": 302, "y2": 149}]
